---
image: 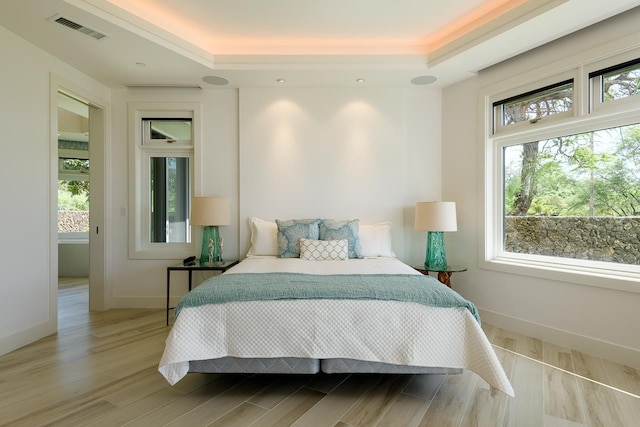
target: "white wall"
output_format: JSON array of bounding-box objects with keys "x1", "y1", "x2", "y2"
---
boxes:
[
  {"x1": 238, "y1": 88, "x2": 442, "y2": 261},
  {"x1": 58, "y1": 242, "x2": 89, "y2": 276},
  {"x1": 0, "y1": 26, "x2": 110, "y2": 355},
  {"x1": 442, "y1": 9, "x2": 640, "y2": 368}
]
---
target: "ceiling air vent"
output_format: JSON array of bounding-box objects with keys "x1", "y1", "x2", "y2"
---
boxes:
[{"x1": 48, "y1": 14, "x2": 108, "y2": 41}]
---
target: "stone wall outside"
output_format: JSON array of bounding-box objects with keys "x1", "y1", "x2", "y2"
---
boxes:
[
  {"x1": 58, "y1": 211, "x2": 89, "y2": 233},
  {"x1": 505, "y1": 216, "x2": 640, "y2": 265}
]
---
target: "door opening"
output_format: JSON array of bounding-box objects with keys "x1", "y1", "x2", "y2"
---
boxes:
[
  {"x1": 54, "y1": 86, "x2": 107, "y2": 315},
  {"x1": 57, "y1": 92, "x2": 90, "y2": 311}
]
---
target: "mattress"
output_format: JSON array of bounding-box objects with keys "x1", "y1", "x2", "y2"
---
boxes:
[{"x1": 159, "y1": 257, "x2": 514, "y2": 396}]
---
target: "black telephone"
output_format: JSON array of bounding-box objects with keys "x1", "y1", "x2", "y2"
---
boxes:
[{"x1": 182, "y1": 256, "x2": 196, "y2": 266}]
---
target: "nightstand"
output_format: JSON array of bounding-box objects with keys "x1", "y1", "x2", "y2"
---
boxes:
[
  {"x1": 414, "y1": 265, "x2": 467, "y2": 288},
  {"x1": 166, "y1": 259, "x2": 239, "y2": 325}
]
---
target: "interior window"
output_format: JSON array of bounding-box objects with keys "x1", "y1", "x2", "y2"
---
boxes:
[
  {"x1": 58, "y1": 157, "x2": 90, "y2": 241},
  {"x1": 590, "y1": 58, "x2": 640, "y2": 104},
  {"x1": 493, "y1": 79, "x2": 573, "y2": 131},
  {"x1": 143, "y1": 119, "x2": 193, "y2": 145},
  {"x1": 150, "y1": 156, "x2": 190, "y2": 243},
  {"x1": 129, "y1": 103, "x2": 199, "y2": 259}
]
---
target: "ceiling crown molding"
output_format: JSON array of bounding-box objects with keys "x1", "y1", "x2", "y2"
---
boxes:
[{"x1": 63, "y1": 0, "x2": 214, "y2": 68}]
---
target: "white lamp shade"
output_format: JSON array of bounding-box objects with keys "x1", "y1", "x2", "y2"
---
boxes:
[
  {"x1": 414, "y1": 201, "x2": 457, "y2": 232},
  {"x1": 190, "y1": 197, "x2": 230, "y2": 226}
]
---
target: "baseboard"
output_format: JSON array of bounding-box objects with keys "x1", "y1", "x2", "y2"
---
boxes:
[
  {"x1": 479, "y1": 308, "x2": 640, "y2": 370},
  {"x1": 0, "y1": 321, "x2": 54, "y2": 357}
]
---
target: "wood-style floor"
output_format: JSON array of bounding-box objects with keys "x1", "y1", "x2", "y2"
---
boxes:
[{"x1": 0, "y1": 280, "x2": 638, "y2": 426}]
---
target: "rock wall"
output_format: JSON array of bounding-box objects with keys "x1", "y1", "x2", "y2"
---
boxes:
[
  {"x1": 58, "y1": 211, "x2": 89, "y2": 233},
  {"x1": 505, "y1": 217, "x2": 640, "y2": 265}
]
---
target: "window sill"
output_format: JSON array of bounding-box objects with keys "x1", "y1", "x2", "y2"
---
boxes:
[
  {"x1": 128, "y1": 244, "x2": 195, "y2": 260},
  {"x1": 481, "y1": 255, "x2": 640, "y2": 294},
  {"x1": 58, "y1": 239, "x2": 89, "y2": 244}
]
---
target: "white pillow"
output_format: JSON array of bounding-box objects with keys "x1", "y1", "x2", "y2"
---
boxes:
[
  {"x1": 300, "y1": 238, "x2": 348, "y2": 261},
  {"x1": 246, "y1": 217, "x2": 278, "y2": 257},
  {"x1": 359, "y1": 222, "x2": 396, "y2": 258}
]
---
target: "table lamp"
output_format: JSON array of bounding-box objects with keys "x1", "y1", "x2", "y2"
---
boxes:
[
  {"x1": 414, "y1": 201, "x2": 457, "y2": 270},
  {"x1": 190, "y1": 197, "x2": 230, "y2": 265}
]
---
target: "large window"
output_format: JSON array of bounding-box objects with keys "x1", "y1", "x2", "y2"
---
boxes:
[
  {"x1": 484, "y1": 49, "x2": 640, "y2": 288},
  {"x1": 503, "y1": 123, "x2": 640, "y2": 264},
  {"x1": 129, "y1": 104, "x2": 200, "y2": 259}
]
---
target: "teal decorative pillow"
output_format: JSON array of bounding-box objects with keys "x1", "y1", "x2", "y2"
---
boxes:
[
  {"x1": 276, "y1": 219, "x2": 321, "y2": 258},
  {"x1": 299, "y1": 238, "x2": 348, "y2": 260},
  {"x1": 319, "y1": 219, "x2": 363, "y2": 259}
]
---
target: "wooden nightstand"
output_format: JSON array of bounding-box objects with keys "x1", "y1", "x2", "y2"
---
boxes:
[
  {"x1": 414, "y1": 265, "x2": 467, "y2": 288},
  {"x1": 166, "y1": 259, "x2": 239, "y2": 325}
]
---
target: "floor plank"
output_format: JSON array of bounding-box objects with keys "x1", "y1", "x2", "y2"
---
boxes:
[
  {"x1": 419, "y1": 371, "x2": 478, "y2": 427},
  {"x1": 543, "y1": 366, "x2": 583, "y2": 424},
  {"x1": 248, "y1": 387, "x2": 326, "y2": 426},
  {"x1": 502, "y1": 355, "x2": 544, "y2": 427},
  {"x1": 340, "y1": 375, "x2": 411, "y2": 426},
  {"x1": 291, "y1": 374, "x2": 380, "y2": 427}
]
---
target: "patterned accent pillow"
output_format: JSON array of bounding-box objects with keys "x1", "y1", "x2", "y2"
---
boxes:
[
  {"x1": 319, "y1": 219, "x2": 363, "y2": 259},
  {"x1": 299, "y1": 238, "x2": 348, "y2": 261},
  {"x1": 276, "y1": 219, "x2": 321, "y2": 258}
]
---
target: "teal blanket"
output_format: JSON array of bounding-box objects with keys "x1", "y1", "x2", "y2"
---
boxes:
[{"x1": 176, "y1": 273, "x2": 479, "y2": 323}]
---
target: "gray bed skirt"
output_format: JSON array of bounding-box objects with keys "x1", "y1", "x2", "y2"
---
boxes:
[
  {"x1": 189, "y1": 357, "x2": 320, "y2": 374},
  {"x1": 189, "y1": 357, "x2": 462, "y2": 375}
]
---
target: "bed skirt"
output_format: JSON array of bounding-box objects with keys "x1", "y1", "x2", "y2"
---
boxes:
[{"x1": 188, "y1": 356, "x2": 462, "y2": 375}]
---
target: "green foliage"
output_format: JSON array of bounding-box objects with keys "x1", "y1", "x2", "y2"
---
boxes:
[
  {"x1": 61, "y1": 159, "x2": 90, "y2": 196},
  {"x1": 504, "y1": 123, "x2": 640, "y2": 217},
  {"x1": 58, "y1": 181, "x2": 89, "y2": 211},
  {"x1": 528, "y1": 161, "x2": 577, "y2": 216}
]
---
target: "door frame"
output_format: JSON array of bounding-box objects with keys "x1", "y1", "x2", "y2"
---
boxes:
[{"x1": 50, "y1": 75, "x2": 111, "y2": 321}]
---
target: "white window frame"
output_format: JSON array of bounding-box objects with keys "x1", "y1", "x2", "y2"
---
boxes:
[
  {"x1": 481, "y1": 48, "x2": 640, "y2": 294},
  {"x1": 492, "y1": 70, "x2": 579, "y2": 136},
  {"x1": 128, "y1": 102, "x2": 200, "y2": 259},
  {"x1": 58, "y1": 151, "x2": 90, "y2": 182},
  {"x1": 587, "y1": 50, "x2": 640, "y2": 115}
]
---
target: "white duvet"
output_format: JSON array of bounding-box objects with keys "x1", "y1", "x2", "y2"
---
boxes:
[{"x1": 158, "y1": 257, "x2": 514, "y2": 396}]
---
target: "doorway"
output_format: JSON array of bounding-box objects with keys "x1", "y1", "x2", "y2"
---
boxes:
[
  {"x1": 57, "y1": 92, "x2": 90, "y2": 308},
  {"x1": 53, "y1": 83, "x2": 107, "y2": 315}
]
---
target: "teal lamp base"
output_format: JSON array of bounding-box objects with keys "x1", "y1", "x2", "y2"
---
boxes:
[
  {"x1": 424, "y1": 231, "x2": 448, "y2": 270},
  {"x1": 200, "y1": 225, "x2": 223, "y2": 265}
]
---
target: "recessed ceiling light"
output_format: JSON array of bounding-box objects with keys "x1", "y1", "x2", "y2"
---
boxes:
[
  {"x1": 356, "y1": 78, "x2": 366, "y2": 83},
  {"x1": 202, "y1": 75, "x2": 229, "y2": 86},
  {"x1": 411, "y1": 75, "x2": 437, "y2": 85},
  {"x1": 135, "y1": 62, "x2": 146, "y2": 67},
  {"x1": 276, "y1": 78, "x2": 286, "y2": 83}
]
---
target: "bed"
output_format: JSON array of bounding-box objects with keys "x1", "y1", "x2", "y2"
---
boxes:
[{"x1": 158, "y1": 219, "x2": 514, "y2": 396}]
